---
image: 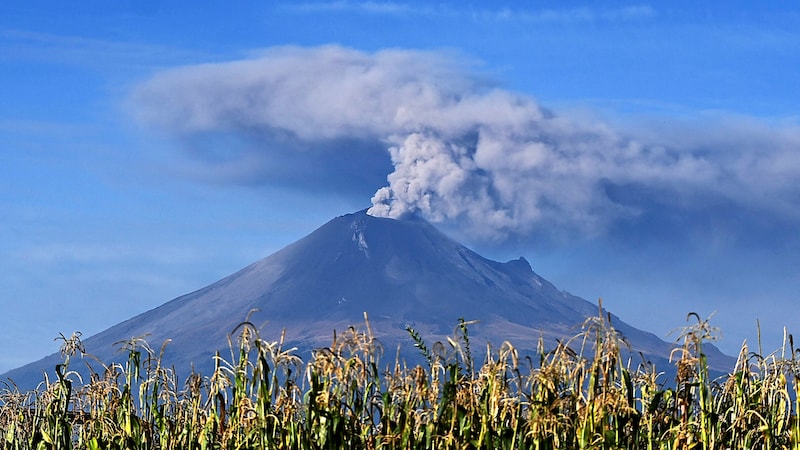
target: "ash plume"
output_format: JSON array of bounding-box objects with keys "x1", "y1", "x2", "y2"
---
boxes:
[{"x1": 131, "y1": 45, "x2": 800, "y2": 241}]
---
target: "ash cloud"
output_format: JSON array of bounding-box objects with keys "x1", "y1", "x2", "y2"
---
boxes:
[{"x1": 131, "y1": 45, "x2": 800, "y2": 241}]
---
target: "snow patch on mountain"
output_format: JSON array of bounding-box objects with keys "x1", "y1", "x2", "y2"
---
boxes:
[{"x1": 351, "y1": 219, "x2": 370, "y2": 257}]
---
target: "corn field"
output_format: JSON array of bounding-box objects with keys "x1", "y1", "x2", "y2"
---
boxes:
[{"x1": 3, "y1": 307, "x2": 800, "y2": 450}]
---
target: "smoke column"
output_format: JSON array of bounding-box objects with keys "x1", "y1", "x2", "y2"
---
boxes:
[{"x1": 132, "y1": 45, "x2": 800, "y2": 240}]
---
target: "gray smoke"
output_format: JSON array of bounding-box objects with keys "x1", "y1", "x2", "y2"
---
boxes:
[{"x1": 131, "y1": 45, "x2": 800, "y2": 239}]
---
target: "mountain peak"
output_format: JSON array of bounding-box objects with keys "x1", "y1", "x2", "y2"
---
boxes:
[
  {"x1": 506, "y1": 256, "x2": 532, "y2": 273},
  {"x1": 2, "y1": 209, "x2": 735, "y2": 388}
]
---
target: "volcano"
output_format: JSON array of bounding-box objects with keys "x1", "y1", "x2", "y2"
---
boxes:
[{"x1": 2, "y1": 210, "x2": 733, "y2": 388}]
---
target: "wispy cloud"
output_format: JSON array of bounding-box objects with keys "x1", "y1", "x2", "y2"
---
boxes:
[
  {"x1": 0, "y1": 28, "x2": 211, "y2": 71},
  {"x1": 15, "y1": 242, "x2": 203, "y2": 266},
  {"x1": 0, "y1": 118, "x2": 95, "y2": 136},
  {"x1": 480, "y1": 5, "x2": 655, "y2": 24},
  {"x1": 282, "y1": 2, "x2": 655, "y2": 24},
  {"x1": 285, "y1": 1, "x2": 423, "y2": 15},
  {"x1": 130, "y1": 45, "x2": 800, "y2": 242}
]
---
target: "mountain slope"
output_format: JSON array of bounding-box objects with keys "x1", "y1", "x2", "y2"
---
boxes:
[{"x1": 3, "y1": 210, "x2": 733, "y2": 388}]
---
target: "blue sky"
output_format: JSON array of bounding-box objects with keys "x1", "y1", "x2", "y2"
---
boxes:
[{"x1": 2, "y1": 1, "x2": 800, "y2": 373}]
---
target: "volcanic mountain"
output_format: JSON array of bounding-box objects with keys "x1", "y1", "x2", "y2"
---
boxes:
[{"x1": 3, "y1": 210, "x2": 733, "y2": 388}]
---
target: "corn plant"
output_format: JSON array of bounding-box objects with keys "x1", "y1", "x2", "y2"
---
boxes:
[{"x1": 3, "y1": 304, "x2": 800, "y2": 449}]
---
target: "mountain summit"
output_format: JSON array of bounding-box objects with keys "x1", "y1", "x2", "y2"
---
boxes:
[{"x1": 3, "y1": 210, "x2": 732, "y2": 387}]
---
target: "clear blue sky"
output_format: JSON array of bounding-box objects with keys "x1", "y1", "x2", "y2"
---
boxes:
[{"x1": 2, "y1": 1, "x2": 800, "y2": 372}]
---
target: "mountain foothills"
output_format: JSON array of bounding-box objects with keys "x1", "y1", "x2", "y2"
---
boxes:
[{"x1": 2, "y1": 210, "x2": 733, "y2": 388}]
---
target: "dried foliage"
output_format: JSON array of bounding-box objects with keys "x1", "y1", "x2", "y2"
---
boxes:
[{"x1": 3, "y1": 308, "x2": 800, "y2": 449}]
